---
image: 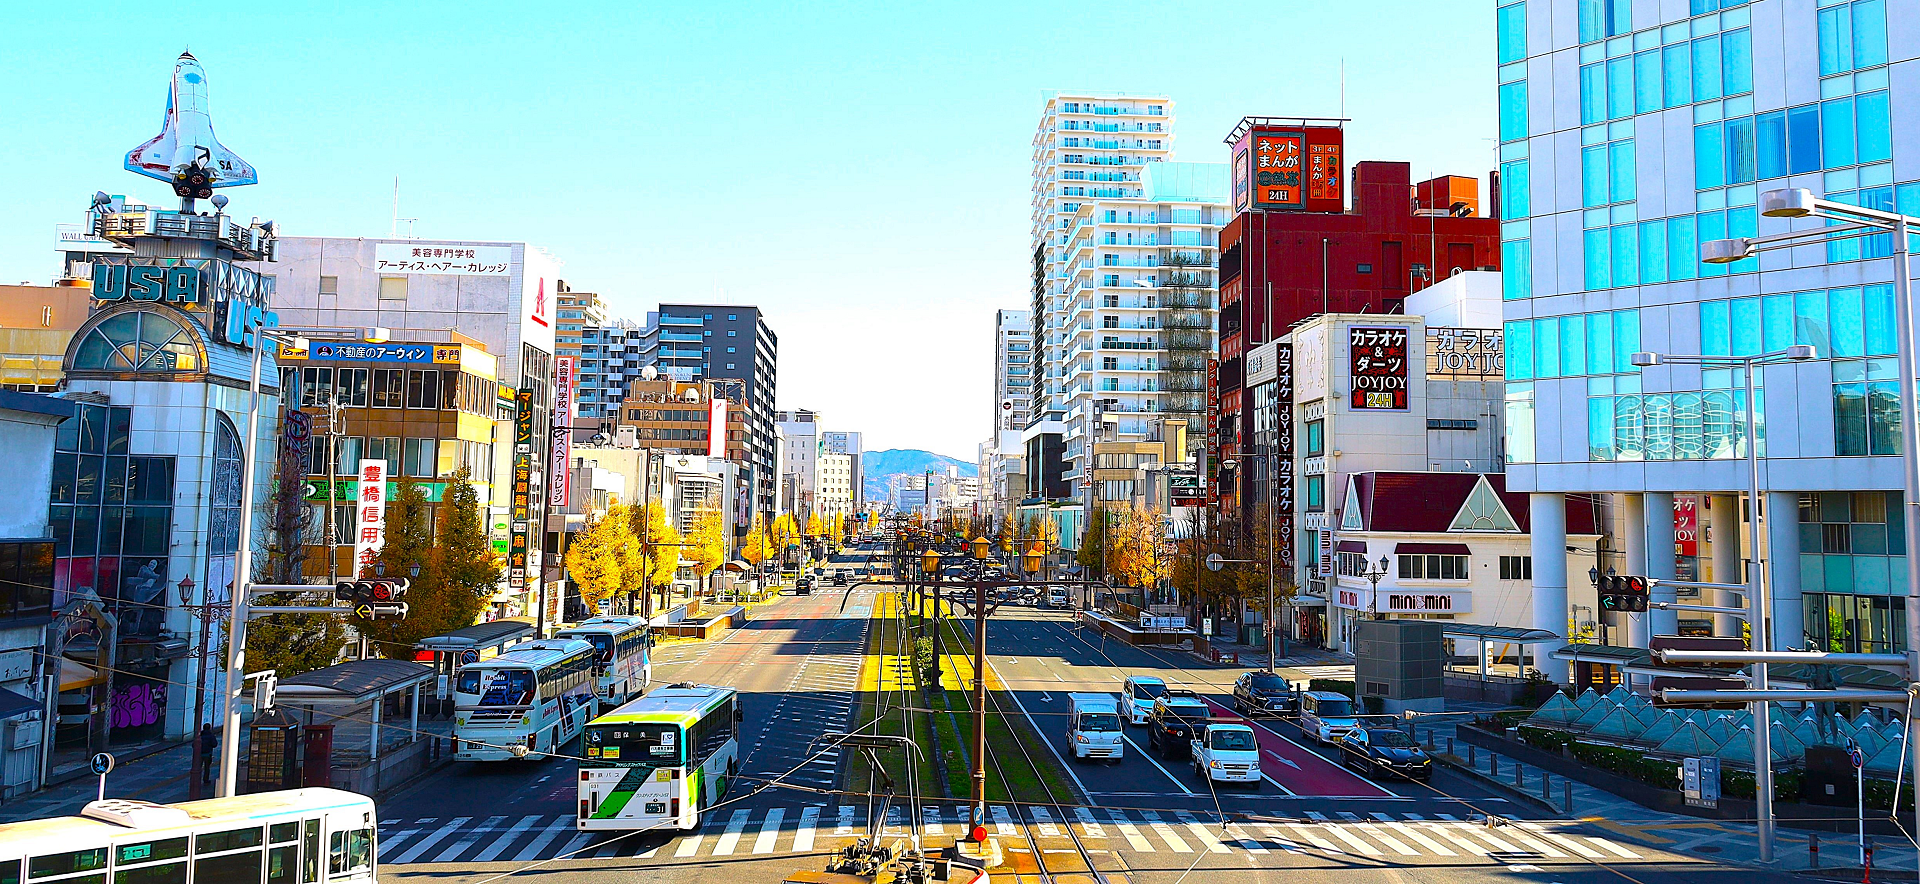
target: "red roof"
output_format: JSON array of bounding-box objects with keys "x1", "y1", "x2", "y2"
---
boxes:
[{"x1": 1344, "y1": 472, "x2": 1599, "y2": 535}]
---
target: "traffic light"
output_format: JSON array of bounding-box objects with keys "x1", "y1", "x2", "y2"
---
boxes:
[
  {"x1": 1597, "y1": 575, "x2": 1650, "y2": 612},
  {"x1": 334, "y1": 579, "x2": 411, "y2": 619}
]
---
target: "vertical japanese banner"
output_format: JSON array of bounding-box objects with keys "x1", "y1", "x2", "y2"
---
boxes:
[
  {"x1": 1274, "y1": 344, "x2": 1295, "y2": 565},
  {"x1": 1205, "y1": 357, "x2": 1221, "y2": 507},
  {"x1": 352, "y1": 460, "x2": 388, "y2": 577},
  {"x1": 707, "y1": 398, "x2": 728, "y2": 458},
  {"x1": 550, "y1": 357, "x2": 574, "y2": 510},
  {"x1": 510, "y1": 387, "x2": 535, "y2": 588}
]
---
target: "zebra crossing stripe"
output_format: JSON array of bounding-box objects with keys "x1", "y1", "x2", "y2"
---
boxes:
[
  {"x1": 1174, "y1": 814, "x2": 1231, "y2": 854},
  {"x1": 471, "y1": 815, "x2": 545, "y2": 863},
  {"x1": 434, "y1": 815, "x2": 505, "y2": 862},
  {"x1": 1253, "y1": 822, "x2": 1304, "y2": 853},
  {"x1": 1106, "y1": 809, "x2": 1153, "y2": 852},
  {"x1": 1315, "y1": 821, "x2": 1382, "y2": 856},
  {"x1": 1492, "y1": 827, "x2": 1567, "y2": 858},
  {"x1": 835, "y1": 805, "x2": 857, "y2": 836},
  {"x1": 1517, "y1": 824, "x2": 1605, "y2": 858},
  {"x1": 389, "y1": 817, "x2": 471, "y2": 864},
  {"x1": 990, "y1": 805, "x2": 1016, "y2": 837},
  {"x1": 1139, "y1": 812, "x2": 1192, "y2": 853},
  {"x1": 1285, "y1": 822, "x2": 1342, "y2": 853},
  {"x1": 510, "y1": 817, "x2": 577, "y2": 862},
  {"x1": 1587, "y1": 836, "x2": 1641, "y2": 858},
  {"x1": 1376, "y1": 817, "x2": 1452, "y2": 856},
  {"x1": 752, "y1": 809, "x2": 786, "y2": 855},
  {"x1": 1073, "y1": 807, "x2": 1106, "y2": 839},
  {"x1": 922, "y1": 806, "x2": 945, "y2": 836},
  {"x1": 795, "y1": 806, "x2": 822, "y2": 853},
  {"x1": 673, "y1": 830, "x2": 705, "y2": 858},
  {"x1": 1450, "y1": 823, "x2": 1522, "y2": 854},
  {"x1": 1029, "y1": 806, "x2": 1063, "y2": 837},
  {"x1": 1342, "y1": 815, "x2": 1414, "y2": 856},
  {"x1": 1222, "y1": 822, "x2": 1269, "y2": 855}
]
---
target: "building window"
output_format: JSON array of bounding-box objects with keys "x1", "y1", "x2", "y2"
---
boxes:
[
  {"x1": 1305, "y1": 420, "x2": 1324, "y2": 456},
  {"x1": 403, "y1": 438, "x2": 438, "y2": 478},
  {"x1": 1819, "y1": 0, "x2": 1888, "y2": 77},
  {"x1": 727, "y1": 330, "x2": 736, "y2": 337},
  {"x1": 1577, "y1": 0, "x2": 1629, "y2": 44},
  {"x1": 1498, "y1": 81, "x2": 1527, "y2": 143},
  {"x1": 1502, "y1": 240, "x2": 1531, "y2": 300},
  {"x1": 1804, "y1": 593, "x2": 1904, "y2": 653},
  {"x1": 1499, "y1": 555, "x2": 1533, "y2": 579},
  {"x1": 377, "y1": 277, "x2": 406, "y2": 301},
  {"x1": 319, "y1": 275, "x2": 339, "y2": 295},
  {"x1": 70, "y1": 310, "x2": 202, "y2": 373},
  {"x1": 1102, "y1": 315, "x2": 1119, "y2": 328},
  {"x1": 1581, "y1": 139, "x2": 1635, "y2": 207},
  {"x1": 405, "y1": 369, "x2": 441, "y2": 409},
  {"x1": 1337, "y1": 551, "x2": 1368, "y2": 577},
  {"x1": 1399, "y1": 554, "x2": 1469, "y2": 580},
  {"x1": 1500, "y1": 159, "x2": 1529, "y2": 220},
  {"x1": 1305, "y1": 475, "x2": 1324, "y2": 510},
  {"x1": 1833, "y1": 358, "x2": 1901, "y2": 456},
  {"x1": 1497, "y1": 2, "x2": 1526, "y2": 64}
]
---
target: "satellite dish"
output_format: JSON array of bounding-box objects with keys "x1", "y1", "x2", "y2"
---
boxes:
[
  {"x1": 684, "y1": 389, "x2": 700, "y2": 402},
  {"x1": 641, "y1": 365, "x2": 660, "y2": 381},
  {"x1": 91, "y1": 192, "x2": 112, "y2": 210},
  {"x1": 211, "y1": 194, "x2": 229, "y2": 211}
]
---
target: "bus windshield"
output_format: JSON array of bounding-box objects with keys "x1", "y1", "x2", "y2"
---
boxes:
[
  {"x1": 569, "y1": 633, "x2": 615, "y2": 662},
  {"x1": 584, "y1": 724, "x2": 683, "y2": 768},
  {"x1": 456, "y1": 668, "x2": 535, "y2": 707}
]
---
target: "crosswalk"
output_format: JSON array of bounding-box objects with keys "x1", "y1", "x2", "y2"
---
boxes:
[{"x1": 377, "y1": 804, "x2": 1647, "y2": 865}]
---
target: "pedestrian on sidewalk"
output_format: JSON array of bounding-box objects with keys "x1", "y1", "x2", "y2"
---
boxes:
[{"x1": 198, "y1": 724, "x2": 217, "y2": 785}]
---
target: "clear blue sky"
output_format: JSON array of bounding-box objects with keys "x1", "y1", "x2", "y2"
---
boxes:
[{"x1": 5, "y1": 2, "x2": 1496, "y2": 460}]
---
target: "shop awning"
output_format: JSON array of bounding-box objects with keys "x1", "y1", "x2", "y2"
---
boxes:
[
  {"x1": 1395, "y1": 542, "x2": 1473, "y2": 555},
  {"x1": 59, "y1": 659, "x2": 103, "y2": 692},
  {"x1": 1335, "y1": 541, "x2": 1367, "y2": 553},
  {"x1": 0, "y1": 686, "x2": 38, "y2": 720}
]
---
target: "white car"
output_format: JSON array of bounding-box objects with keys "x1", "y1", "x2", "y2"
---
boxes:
[
  {"x1": 1190, "y1": 723, "x2": 1262, "y2": 785},
  {"x1": 1122, "y1": 676, "x2": 1168, "y2": 725}
]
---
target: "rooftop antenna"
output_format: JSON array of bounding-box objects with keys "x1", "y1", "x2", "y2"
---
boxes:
[
  {"x1": 1339, "y1": 58, "x2": 1345, "y2": 119},
  {"x1": 390, "y1": 176, "x2": 417, "y2": 238}
]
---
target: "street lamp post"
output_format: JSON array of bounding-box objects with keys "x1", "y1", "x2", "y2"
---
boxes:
[
  {"x1": 1361, "y1": 556, "x2": 1390, "y2": 620},
  {"x1": 1631, "y1": 340, "x2": 1819, "y2": 862},
  {"x1": 217, "y1": 324, "x2": 388, "y2": 798}
]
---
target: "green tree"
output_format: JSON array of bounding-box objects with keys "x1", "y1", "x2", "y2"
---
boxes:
[
  {"x1": 687, "y1": 508, "x2": 727, "y2": 589},
  {"x1": 358, "y1": 472, "x2": 497, "y2": 657},
  {"x1": 566, "y1": 504, "x2": 638, "y2": 609},
  {"x1": 243, "y1": 415, "x2": 345, "y2": 677}
]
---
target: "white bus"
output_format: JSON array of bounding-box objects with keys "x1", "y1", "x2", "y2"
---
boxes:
[
  {"x1": 554, "y1": 615, "x2": 653, "y2": 711},
  {"x1": 453, "y1": 638, "x2": 597, "y2": 761},
  {"x1": 0, "y1": 788, "x2": 376, "y2": 884},
  {"x1": 578, "y1": 684, "x2": 741, "y2": 832}
]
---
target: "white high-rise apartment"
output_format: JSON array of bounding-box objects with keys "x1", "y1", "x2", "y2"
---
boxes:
[
  {"x1": 993, "y1": 309, "x2": 1033, "y2": 431},
  {"x1": 1029, "y1": 93, "x2": 1174, "y2": 430}
]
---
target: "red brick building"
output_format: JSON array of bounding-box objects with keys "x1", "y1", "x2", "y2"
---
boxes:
[{"x1": 1216, "y1": 157, "x2": 1501, "y2": 509}]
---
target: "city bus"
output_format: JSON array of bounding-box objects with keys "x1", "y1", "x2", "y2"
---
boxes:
[
  {"x1": 453, "y1": 638, "x2": 597, "y2": 761},
  {"x1": 578, "y1": 684, "x2": 741, "y2": 832},
  {"x1": 554, "y1": 615, "x2": 653, "y2": 711},
  {"x1": 0, "y1": 788, "x2": 376, "y2": 884}
]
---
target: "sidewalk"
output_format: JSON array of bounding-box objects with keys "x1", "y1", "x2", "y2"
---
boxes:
[
  {"x1": 2, "y1": 739, "x2": 202, "y2": 823},
  {"x1": 1418, "y1": 716, "x2": 1918, "y2": 874}
]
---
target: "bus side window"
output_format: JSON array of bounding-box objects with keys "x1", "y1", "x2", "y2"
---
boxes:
[
  {"x1": 327, "y1": 829, "x2": 371, "y2": 875},
  {"x1": 1, "y1": 859, "x2": 19, "y2": 884},
  {"x1": 302, "y1": 820, "x2": 320, "y2": 883}
]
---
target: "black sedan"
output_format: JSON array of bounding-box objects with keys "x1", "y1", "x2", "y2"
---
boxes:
[
  {"x1": 1230, "y1": 671, "x2": 1297, "y2": 717},
  {"x1": 1336, "y1": 727, "x2": 1434, "y2": 781}
]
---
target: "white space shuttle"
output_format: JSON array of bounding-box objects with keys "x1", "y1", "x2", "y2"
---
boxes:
[{"x1": 125, "y1": 50, "x2": 257, "y2": 200}]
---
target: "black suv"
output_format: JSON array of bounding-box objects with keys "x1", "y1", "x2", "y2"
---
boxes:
[
  {"x1": 1231, "y1": 671, "x2": 1297, "y2": 717},
  {"x1": 1144, "y1": 691, "x2": 1212, "y2": 760}
]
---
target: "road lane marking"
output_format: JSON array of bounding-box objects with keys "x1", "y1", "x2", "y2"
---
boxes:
[
  {"x1": 1073, "y1": 807, "x2": 1107, "y2": 838},
  {"x1": 1221, "y1": 822, "x2": 1269, "y2": 854},
  {"x1": 1517, "y1": 823, "x2": 1605, "y2": 858},
  {"x1": 794, "y1": 806, "x2": 821, "y2": 852},
  {"x1": 1028, "y1": 806, "x2": 1063, "y2": 837},
  {"x1": 388, "y1": 817, "x2": 470, "y2": 864},
  {"x1": 835, "y1": 805, "x2": 856, "y2": 835},
  {"x1": 1305, "y1": 813, "x2": 1381, "y2": 855},
  {"x1": 1140, "y1": 811, "x2": 1193, "y2": 853},
  {"x1": 1106, "y1": 809, "x2": 1153, "y2": 852},
  {"x1": 1491, "y1": 826, "x2": 1567, "y2": 857},
  {"x1": 1174, "y1": 813, "x2": 1231, "y2": 854},
  {"x1": 1252, "y1": 822, "x2": 1304, "y2": 853},
  {"x1": 752, "y1": 808, "x2": 786, "y2": 855},
  {"x1": 1587, "y1": 836, "x2": 1641, "y2": 858},
  {"x1": 922, "y1": 806, "x2": 945, "y2": 836},
  {"x1": 1374, "y1": 816, "x2": 1452, "y2": 855},
  {"x1": 471, "y1": 815, "x2": 545, "y2": 863},
  {"x1": 991, "y1": 805, "x2": 1016, "y2": 837},
  {"x1": 509, "y1": 817, "x2": 575, "y2": 862},
  {"x1": 1285, "y1": 823, "x2": 1342, "y2": 853},
  {"x1": 1449, "y1": 823, "x2": 1522, "y2": 853},
  {"x1": 673, "y1": 830, "x2": 704, "y2": 858},
  {"x1": 1121, "y1": 732, "x2": 1195, "y2": 794}
]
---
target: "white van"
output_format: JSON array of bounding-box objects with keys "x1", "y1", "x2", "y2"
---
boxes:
[
  {"x1": 1046, "y1": 587, "x2": 1070, "y2": 608},
  {"x1": 1298, "y1": 691, "x2": 1361, "y2": 745},
  {"x1": 1066, "y1": 693, "x2": 1125, "y2": 761}
]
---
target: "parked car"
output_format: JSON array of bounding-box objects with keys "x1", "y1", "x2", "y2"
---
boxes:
[
  {"x1": 1297, "y1": 691, "x2": 1361, "y2": 745},
  {"x1": 1144, "y1": 691, "x2": 1212, "y2": 760},
  {"x1": 1121, "y1": 676, "x2": 1168, "y2": 725},
  {"x1": 830, "y1": 573, "x2": 849, "y2": 586},
  {"x1": 795, "y1": 576, "x2": 814, "y2": 595},
  {"x1": 1189, "y1": 722, "x2": 1262, "y2": 785},
  {"x1": 1065, "y1": 693, "x2": 1125, "y2": 762},
  {"x1": 1337, "y1": 727, "x2": 1434, "y2": 781},
  {"x1": 1231, "y1": 671, "x2": 1297, "y2": 717}
]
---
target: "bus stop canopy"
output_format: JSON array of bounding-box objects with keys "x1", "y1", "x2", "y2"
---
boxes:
[
  {"x1": 414, "y1": 618, "x2": 535, "y2": 654},
  {"x1": 1442, "y1": 624, "x2": 1561, "y2": 643},
  {"x1": 277, "y1": 659, "x2": 435, "y2": 706}
]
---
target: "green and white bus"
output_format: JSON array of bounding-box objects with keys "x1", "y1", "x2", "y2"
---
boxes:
[{"x1": 577, "y1": 684, "x2": 742, "y2": 832}]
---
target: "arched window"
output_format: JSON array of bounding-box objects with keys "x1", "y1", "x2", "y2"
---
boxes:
[
  {"x1": 71, "y1": 310, "x2": 202, "y2": 372},
  {"x1": 210, "y1": 416, "x2": 243, "y2": 557}
]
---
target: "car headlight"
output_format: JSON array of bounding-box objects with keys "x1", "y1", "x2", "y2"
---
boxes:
[
  {"x1": 1209, "y1": 760, "x2": 1219, "y2": 768},
  {"x1": 1076, "y1": 735, "x2": 1088, "y2": 743}
]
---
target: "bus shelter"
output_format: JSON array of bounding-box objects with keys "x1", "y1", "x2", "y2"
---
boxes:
[
  {"x1": 414, "y1": 618, "x2": 536, "y2": 715},
  {"x1": 275, "y1": 659, "x2": 437, "y2": 795}
]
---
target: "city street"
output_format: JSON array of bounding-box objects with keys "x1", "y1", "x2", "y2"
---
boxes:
[{"x1": 374, "y1": 593, "x2": 1771, "y2": 884}]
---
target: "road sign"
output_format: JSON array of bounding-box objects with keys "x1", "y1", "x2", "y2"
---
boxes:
[
  {"x1": 1847, "y1": 739, "x2": 1865, "y2": 769},
  {"x1": 460, "y1": 648, "x2": 480, "y2": 666},
  {"x1": 90, "y1": 752, "x2": 114, "y2": 776},
  {"x1": 1205, "y1": 553, "x2": 1225, "y2": 572}
]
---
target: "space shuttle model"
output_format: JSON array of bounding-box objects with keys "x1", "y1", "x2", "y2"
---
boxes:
[{"x1": 124, "y1": 50, "x2": 257, "y2": 205}]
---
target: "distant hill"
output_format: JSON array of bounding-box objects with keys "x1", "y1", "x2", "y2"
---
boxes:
[{"x1": 863, "y1": 449, "x2": 977, "y2": 507}]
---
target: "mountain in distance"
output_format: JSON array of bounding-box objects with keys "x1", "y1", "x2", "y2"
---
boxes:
[{"x1": 862, "y1": 448, "x2": 978, "y2": 508}]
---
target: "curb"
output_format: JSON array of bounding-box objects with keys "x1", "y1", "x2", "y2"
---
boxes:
[{"x1": 1432, "y1": 752, "x2": 1565, "y2": 818}]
